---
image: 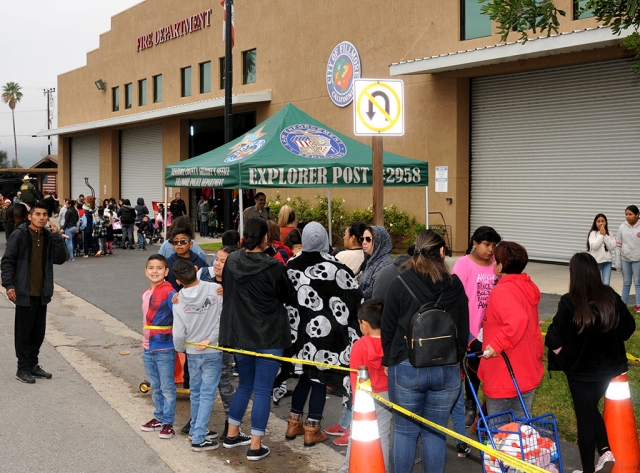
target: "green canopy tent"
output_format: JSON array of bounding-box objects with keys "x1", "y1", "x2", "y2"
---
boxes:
[{"x1": 164, "y1": 103, "x2": 429, "y2": 239}]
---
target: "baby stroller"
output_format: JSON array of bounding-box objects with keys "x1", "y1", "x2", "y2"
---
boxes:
[
  {"x1": 112, "y1": 217, "x2": 124, "y2": 248},
  {"x1": 145, "y1": 220, "x2": 164, "y2": 245}
]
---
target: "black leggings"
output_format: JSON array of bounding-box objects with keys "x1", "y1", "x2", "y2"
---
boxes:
[
  {"x1": 567, "y1": 377, "x2": 611, "y2": 473},
  {"x1": 290, "y1": 373, "x2": 326, "y2": 420}
]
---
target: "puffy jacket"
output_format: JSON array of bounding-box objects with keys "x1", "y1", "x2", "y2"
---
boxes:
[
  {"x1": 1, "y1": 223, "x2": 67, "y2": 306},
  {"x1": 119, "y1": 205, "x2": 136, "y2": 225},
  {"x1": 134, "y1": 198, "x2": 149, "y2": 224}
]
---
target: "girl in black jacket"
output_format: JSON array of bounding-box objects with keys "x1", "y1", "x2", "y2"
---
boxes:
[{"x1": 546, "y1": 252, "x2": 635, "y2": 473}]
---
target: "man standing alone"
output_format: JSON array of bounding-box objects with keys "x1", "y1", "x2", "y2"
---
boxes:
[
  {"x1": 1, "y1": 202, "x2": 67, "y2": 383},
  {"x1": 169, "y1": 192, "x2": 187, "y2": 218}
]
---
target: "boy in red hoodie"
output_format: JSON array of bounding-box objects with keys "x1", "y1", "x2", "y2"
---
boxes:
[
  {"x1": 340, "y1": 299, "x2": 391, "y2": 473},
  {"x1": 140, "y1": 254, "x2": 178, "y2": 439}
]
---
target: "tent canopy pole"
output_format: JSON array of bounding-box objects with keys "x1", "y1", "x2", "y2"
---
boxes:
[{"x1": 327, "y1": 188, "x2": 332, "y2": 245}]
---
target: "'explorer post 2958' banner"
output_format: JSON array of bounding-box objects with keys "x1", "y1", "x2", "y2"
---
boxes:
[{"x1": 165, "y1": 103, "x2": 428, "y2": 189}]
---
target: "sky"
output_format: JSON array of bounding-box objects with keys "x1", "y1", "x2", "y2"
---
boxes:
[{"x1": 0, "y1": 0, "x2": 142, "y2": 168}]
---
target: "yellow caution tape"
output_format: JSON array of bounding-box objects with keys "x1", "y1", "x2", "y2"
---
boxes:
[
  {"x1": 143, "y1": 325, "x2": 172, "y2": 330},
  {"x1": 540, "y1": 331, "x2": 639, "y2": 363},
  {"x1": 183, "y1": 342, "x2": 356, "y2": 372},
  {"x1": 359, "y1": 386, "x2": 552, "y2": 473}
]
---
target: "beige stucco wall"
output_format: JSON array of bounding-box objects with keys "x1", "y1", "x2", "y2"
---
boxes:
[{"x1": 55, "y1": 0, "x2": 630, "y2": 252}]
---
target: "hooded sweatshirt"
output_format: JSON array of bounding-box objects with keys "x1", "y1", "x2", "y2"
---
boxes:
[
  {"x1": 173, "y1": 281, "x2": 222, "y2": 355},
  {"x1": 616, "y1": 219, "x2": 640, "y2": 262},
  {"x1": 358, "y1": 226, "x2": 394, "y2": 300},
  {"x1": 478, "y1": 273, "x2": 544, "y2": 398},
  {"x1": 135, "y1": 198, "x2": 149, "y2": 224},
  {"x1": 219, "y1": 250, "x2": 294, "y2": 349}
]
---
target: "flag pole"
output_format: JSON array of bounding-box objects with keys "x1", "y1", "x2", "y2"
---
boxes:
[{"x1": 223, "y1": 0, "x2": 234, "y2": 235}]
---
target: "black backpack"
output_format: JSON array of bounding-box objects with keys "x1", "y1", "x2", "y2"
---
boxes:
[{"x1": 398, "y1": 274, "x2": 459, "y2": 368}]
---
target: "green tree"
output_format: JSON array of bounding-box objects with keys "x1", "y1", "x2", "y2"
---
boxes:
[
  {"x1": 0, "y1": 149, "x2": 9, "y2": 168},
  {"x1": 1, "y1": 82, "x2": 23, "y2": 167},
  {"x1": 481, "y1": 0, "x2": 640, "y2": 71}
]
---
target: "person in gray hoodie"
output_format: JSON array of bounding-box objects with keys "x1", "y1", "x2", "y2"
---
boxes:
[{"x1": 172, "y1": 259, "x2": 224, "y2": 452}]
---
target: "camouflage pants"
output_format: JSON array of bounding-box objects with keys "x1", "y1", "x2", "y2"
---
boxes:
[{"x1": 218, "y1": 352, "x2": 235, "y2": 416}]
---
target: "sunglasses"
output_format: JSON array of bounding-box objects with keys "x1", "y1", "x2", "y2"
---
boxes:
[
  {"x1": 363, "y1": 236, "x2": 373, "y2": 243},
  {"x1": 169, "y1": 239, "x2": 190, "y2": 245}
]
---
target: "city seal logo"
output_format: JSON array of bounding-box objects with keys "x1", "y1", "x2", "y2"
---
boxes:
[
  {"x1": 225, "y1": 126, "x2": 267, "y2": 162},
  {"x1": 280, "y1": 124, "x2": 347, "y2": 159},
  {"x1": 326, "y1": 41, "x2": 361, "y2": 107}
]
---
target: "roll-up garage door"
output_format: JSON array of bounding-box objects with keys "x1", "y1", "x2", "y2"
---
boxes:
[
  {"x1": 120, "y1": 124, "x2": 163, "y2": 207},
  {"x1": 470, "y1": 58, "x2": 640, "y2": 263},
  {"x1": 70, "y1": 134, "x2": 99, "y2": 200}
]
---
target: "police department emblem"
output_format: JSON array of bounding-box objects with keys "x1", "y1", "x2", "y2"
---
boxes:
[
  {"x1": 280, "y1": 124, "x2": 347, "y2": 159},
  {"x1": 224, "y1": 139, "x2": 265, "y2": 163},
  {"x1": 326, "y1": 41, "x2": 361, "y2": 107}
]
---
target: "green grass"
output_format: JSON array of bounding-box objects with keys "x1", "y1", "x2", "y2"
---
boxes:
[
  {"x1": 534, "y1": 311, "x2": 640, "y2": 443},
  {"x1": 199, "y1": 242, "x2": 223, "y2": 252}
]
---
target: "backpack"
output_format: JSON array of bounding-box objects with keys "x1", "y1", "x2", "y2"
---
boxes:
[{"x1": 398, "y1": 273, "x2": 459, "y2": 368}]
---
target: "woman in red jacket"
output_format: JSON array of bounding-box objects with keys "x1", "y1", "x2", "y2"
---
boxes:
[{"x1": 478, "y1": 241, "x2": 544, "y2": 418}]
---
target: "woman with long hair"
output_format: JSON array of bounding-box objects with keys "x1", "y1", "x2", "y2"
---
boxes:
[
  {"x1": 546, "y1": 252, "x2": 635, "y2": 473},
  {"x1": 219, "y1": 217, "x2": 294, "y2": 461},
  {"x1": 381, "y1": 230, "x2": 469, "y2": 473},
  {"x1": 335, "y1": 221, "x2": 367, "y2": 274},
  {"x1": 277, "y1": 204, "x2": 296, "y2": 242},
  {"x1": 479, "y1": 241, "x2": 544, "y2": 417},
  {"x1": 616, "y1": 205, "x2": 640, "y2": 313},
  {"x1": 587, "y1": 214, "x2": 616, "y2": 285}
]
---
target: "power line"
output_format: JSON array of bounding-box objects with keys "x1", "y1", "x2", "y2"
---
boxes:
[{"x1": 0, "y1": 110, "x2": 48, "y2": 115}]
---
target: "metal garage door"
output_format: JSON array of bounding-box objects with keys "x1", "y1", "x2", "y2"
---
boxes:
[
  {"x1": 120, "y1": 124, "x2": 163, "y2": 207},
  {"x1": 70, "y1": 134, "x2": 99, "y2": 200},
  {"x1": 470, "y1": 58, "x2": 640, "y2": 263}
]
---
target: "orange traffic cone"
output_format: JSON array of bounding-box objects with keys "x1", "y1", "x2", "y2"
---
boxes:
[
  {"x1": 349, "y1": 366, "x2": 385, "y2": 473},
  {"x1": 174, "y1": 352, "x2": 185, "y2": 384},
  {"x1": 603, "y1": 372, "x2": 640, "y2": 472}
]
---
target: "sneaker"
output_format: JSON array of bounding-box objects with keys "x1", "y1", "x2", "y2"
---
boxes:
[
  {"x1": 247, "y1": 445, "x2": 270, "y2": 461},
  {"x1": 141, "y1": 418, "x2": 162, "y2": 432},
  {"x1": 595, "y1": 451, "x2": 615, "y2": 473},
  {"x1": 333, "y1": 428, "x2": 350, "y2": 446},
  {"x1": 457, "y1": 442, "x2": 471, "y2": 458},
  {"x1": 82, "y1": 255, "x2": 89, "y2": 258},
  {"x1": 188, "y1": 430, "x2": 219, "y2": 441},
  {"x1": 181, "y1": 419, "x2": 191, "y2": 435},
  {"x1": 31, "y1": 365, "x2": 52, "y2": 379},
  {"x1": 223, "y1": 432, "x2": 252, "y2": 448},
  {"x1": 191, "y1": 439, "x2": 219, "y2": 452},
  {"x1": 324, "y1": 423, "x2": 348, "y2": 436},
  {"x1": 635, "y1": 305, "x2": 640, "y2": 314},
  {"x1": 95, "y1": 250, "x2": 102, "y2": 257},
  {"x1": 16, "y1": 369, "x2": 35, "y2": 384},
  {"x1": 159, "y1": 424, "x2": 175, "y2": 439},
  {"x1": 69, "y1": 258, "x2": 75, "y2": 262}
]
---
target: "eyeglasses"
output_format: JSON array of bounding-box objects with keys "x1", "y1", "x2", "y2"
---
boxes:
[
  {"x1": 170, "y1": 239, "x2": 190, "y2": 245},
  {"x1": 363, "y1": 236, "x2": 373, "y2": 243}
]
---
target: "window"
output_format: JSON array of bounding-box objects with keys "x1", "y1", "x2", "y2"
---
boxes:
[
  {"x1": 153, "y1": 74, "x2": 162, "y2": 103},
  {"x1": 125, "y1": 83, "x2": 133, "y2": 109},
  {"x1": 243, "y1": 49, "x2": 257, "y2": 85},
  {"x1": 112, "y1": 86, "x2": 119, "y2": 112},
  {"x1": 219, "y1": 57, "x2": 226, "y2": 89},
  {"x1": 138, "y1": 79, "x2": 147, "y2": 106},
  {"x1": 181, "y1": 66, "x2": 192, "y2": 97},
  {"x1": 574, "y1": 0, "x2": 594, "y2": 19},
  {"x1": 199, "y1": 61, "x2": 211, "y2": 94},
  {"x1": 461, "y1": 0, "x2": 491, "y2": 40}
]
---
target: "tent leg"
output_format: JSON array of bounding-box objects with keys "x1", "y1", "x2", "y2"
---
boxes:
[
  {"x1": 425, "y1": 186, "x2": 429, "y2": 228},
  {"x1": 327, "y1": 188, "x2": 332, "y2": 246},
  {"x1": 238, "y1": 188, "x2": 244, "y2": 238},
  {"x1": 164, "y1": 187, "x2": 168, "y2": 241}
]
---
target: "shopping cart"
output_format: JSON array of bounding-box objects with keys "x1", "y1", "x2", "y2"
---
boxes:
[{"x1": 464, "y1": 352, "x2": 563, "y2": 473}]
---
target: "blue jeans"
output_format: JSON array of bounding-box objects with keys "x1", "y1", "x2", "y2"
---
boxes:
[
  {"x1": 64, "y1": 227, "x2": 77, "y2": 259},
  {"x1": 388, "y1": 360, "x2": 461, "y2": 473},
  {"x1": 598, "y1": 262, "x2": 612, "y2": 285},
  {"x1": 187, "y1": 351, "x2": 223, "y2": 444},
  {"x1": 621, "y1": 260, "x2": 640, "y2": 305},
  {"x1": 200, "y1": 221, "x2": 208, "y2": 237},
  {"x1": 228, "y1": 348, "x2": 283, "y2": 436},
  {"x1": 137, "y1": 231, "x2": 146, "y2": 248},
  {"x1": 142, "y1": 349, "x2": 176, "y2": 426},
  {"x1": 451, "y1": 380, "x2": 465, "y2": 445}
]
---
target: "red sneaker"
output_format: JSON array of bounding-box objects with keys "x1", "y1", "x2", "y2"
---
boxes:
[
  {"x1": 324, "y1": 423, "x2": 347, "y2": 437},
  {"x1": 159, "y1": 424, "x2": 175, "y2": 439},
  {"x1": 141, "y1": 418, "x2": 162, "y2": 432},
  {"x1": 332, "y1": 428, "x2": 350, "y2": 446}
]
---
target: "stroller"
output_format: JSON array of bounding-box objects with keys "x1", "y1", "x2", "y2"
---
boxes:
[
  {"x1": 112, "y1": 217, "x2": 124, "y2": 248},
  {"x1": 145, "y1": 220, "x2": 164, "y2": 245}
]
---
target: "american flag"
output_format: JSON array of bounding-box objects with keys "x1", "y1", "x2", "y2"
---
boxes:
[
  {"x1": 221, "y1": 0, "x2": 235, "y2": 48},
  {"x1": 292, "y1": 137, "x2": 311, "y2": 148}
]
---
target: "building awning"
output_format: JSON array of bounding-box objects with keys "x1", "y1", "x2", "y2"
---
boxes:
[
  {"x1": 37, "y1": 91, "x2": 272, "y2": 137},
  {"x1": 389, "y1": 26, "x2": 633, "y2": 76}
]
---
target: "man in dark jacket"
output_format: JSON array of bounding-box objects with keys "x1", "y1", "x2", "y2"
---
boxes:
[
  {"x1": 169, "y1": 192, "x2": 187, "y2": 218},
  {"x1": 1, "y1": 202, "x2": 67, "y2": 383},
  {"x1": 118, "y1": 199, "x2": 137, "y2": 249}
]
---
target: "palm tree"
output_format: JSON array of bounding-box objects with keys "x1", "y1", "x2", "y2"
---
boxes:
[{"x1": 2, "y1": 82, "x2": 23, "y2": 168}]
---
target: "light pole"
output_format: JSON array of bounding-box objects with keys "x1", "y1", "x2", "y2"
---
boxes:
[{"x1": 43, "y1": 88, "x2": 55, "y2": 156}]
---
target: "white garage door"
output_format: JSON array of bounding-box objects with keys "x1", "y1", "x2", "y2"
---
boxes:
[
  {"x1": 70, "y1": 134, "x2": 99, "y2": 201},
  {"x1": 120, "y1": 124, "x2": 163, "y2": 207},
  {"x1": 470, "y1": 57, "x2": 640, "y2": 263}
]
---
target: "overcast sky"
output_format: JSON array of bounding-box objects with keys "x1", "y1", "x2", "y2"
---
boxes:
[{"x1": 0, "y1": 0, "x2": 142, "y2": 167}]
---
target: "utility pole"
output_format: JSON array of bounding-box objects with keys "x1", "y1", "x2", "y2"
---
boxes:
[
  {"x1": 223, "y1": 0, "x2": 233, "y2": 233},
  {"x1": 43, "y1": 88, "x2": 55, "y2": 156}
]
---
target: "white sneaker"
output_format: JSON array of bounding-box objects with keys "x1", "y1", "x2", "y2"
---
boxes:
[{"x1": 595, "y1": 451, "x2": 615, "y2": 473}]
